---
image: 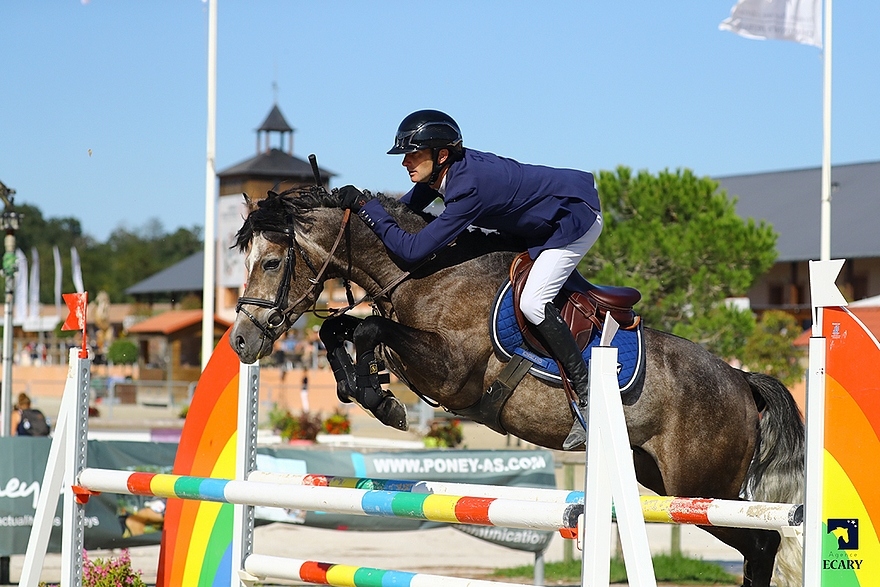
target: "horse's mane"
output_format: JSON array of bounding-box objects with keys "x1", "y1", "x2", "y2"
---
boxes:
[{"x1": 234, "y1": 187, "x2": 524, "y2": 254}]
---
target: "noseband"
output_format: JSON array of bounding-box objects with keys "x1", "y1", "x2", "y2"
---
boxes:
[{"x1": 235, "y1": 209, "x2": 352, "y2": 342}]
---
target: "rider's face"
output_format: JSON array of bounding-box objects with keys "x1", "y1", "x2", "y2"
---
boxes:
[{"x1": 402, "y1": 149, "x2": 434, "y2": 183}]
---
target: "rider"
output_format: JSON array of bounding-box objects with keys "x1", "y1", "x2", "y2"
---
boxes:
[{"x1": 338, "y1": 109, "x2": 602, "y2": 450}]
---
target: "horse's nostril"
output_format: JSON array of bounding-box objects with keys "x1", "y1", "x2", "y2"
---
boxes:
[{"x1": 235, "y1": 335, "x2": 246, "y2": 350}]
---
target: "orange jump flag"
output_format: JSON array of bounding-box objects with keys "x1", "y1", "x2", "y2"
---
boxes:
[{"x1": 62, "y1": 292, "x2": 89, "y2": 358}]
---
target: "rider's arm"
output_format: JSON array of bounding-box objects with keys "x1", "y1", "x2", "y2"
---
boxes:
[
  {"x1": 358, "y1": 193, "x2": 482, "y2": 266},
  {"x1": 399, "y1": 183, "x2": 440, "y2": 212}
]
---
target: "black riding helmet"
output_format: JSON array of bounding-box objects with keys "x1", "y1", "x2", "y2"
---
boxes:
[{"x1": 388, "y1": 110, "x2": 464, "y2": 183}]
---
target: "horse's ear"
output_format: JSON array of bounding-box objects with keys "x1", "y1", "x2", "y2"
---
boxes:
[{"x1": 243, "y1": 193, "x2": 258, "y2": 213}]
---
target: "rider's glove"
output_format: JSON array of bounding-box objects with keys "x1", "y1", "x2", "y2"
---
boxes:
[{"x1": 338, "y1": 185, "x2": 375, "y2": 212}]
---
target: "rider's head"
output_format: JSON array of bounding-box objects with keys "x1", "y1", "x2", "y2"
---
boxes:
[{"x1": 388, "y1": 110, "x2": 463, "y2": 185}]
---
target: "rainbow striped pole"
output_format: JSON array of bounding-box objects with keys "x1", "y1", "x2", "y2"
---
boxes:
[
  {"x1": 242, "y1": 554, "x2": 530, "y2": 587},
  {"x1": 246, "y1": 471, "x2": 803, "y2": 531},
  {"x1": 77, "y1": 469, "x2": 581, "y2": 532}
]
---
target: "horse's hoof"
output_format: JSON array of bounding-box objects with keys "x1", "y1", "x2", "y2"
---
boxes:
[
  {"x1": 562, "y1": 420, "x2": 586, "y2": 450},
  {"x1": 336, "y1": 383, "x2": 353, "y2": 404},
  {"x1": 375, "y1": 396, "x2": 408, "y2": 431}
]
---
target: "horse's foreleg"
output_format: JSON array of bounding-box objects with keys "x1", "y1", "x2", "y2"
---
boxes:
[
  {"x1": 318, "y1": 315, "x2": 362, "y2": 404},
  {"x1": 351, "y1": 316, "x2": 408, "y2": 431}
]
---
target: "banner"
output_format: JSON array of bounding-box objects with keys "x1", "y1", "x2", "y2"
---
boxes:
[
  {"x1": 0, "y1": 439, "x2": 178, "y2": 555},
  {"x1": 720, "y1": 0, "x2": 822, "y2": 47},
  {"x1": 217, "y1": 194, "x2": 247, "y2": 288},
  {"x1": 0, "y1": 442, "x2": 558, "y2": 556},
  {"x1": 821, "y1": 307, "x2": 880, "y2": 585},
  {"x1": 28, "y1": 248, "x2": 39, "y2": 320},
  {"x1": 70, "y1": 246, "x2": 84, "y2": 294},
  {"x1": 13, "y1": 249, "x2": 27, "y2": 323},
  {"x1": 53, "y1": 245, "x2": 62, "y2": 317},
  {"x1": 255, "y1": 448, "x2": 558, "y2": 553}
]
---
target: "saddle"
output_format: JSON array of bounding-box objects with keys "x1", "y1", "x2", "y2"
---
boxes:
[{"x1": 510, "y1": 253, "x2": 641, "y2": 356}]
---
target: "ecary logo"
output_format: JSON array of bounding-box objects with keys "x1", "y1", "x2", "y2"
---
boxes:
[{"x1": 828, "y1": 519, "x2": 859, "y2": 551}]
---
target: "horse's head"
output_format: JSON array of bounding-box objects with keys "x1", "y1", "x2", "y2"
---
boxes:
[{"x1": 229, "y1": 189, "x2": 342, "y2": 363}]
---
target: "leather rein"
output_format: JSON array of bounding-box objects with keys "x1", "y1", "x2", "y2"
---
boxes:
[
  {"x1": 234, "y1": 208, "x2": 415, "y2": 341},
  {"x1": 235, "y1": 209, "x2": 353, "y2": 341}
]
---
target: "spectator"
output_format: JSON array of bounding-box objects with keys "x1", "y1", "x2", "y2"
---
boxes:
[{"x1": 12, "y1": 393, "x2": 50, "y2": 436}]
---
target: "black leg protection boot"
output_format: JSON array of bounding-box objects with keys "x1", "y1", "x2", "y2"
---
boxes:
[
  {"x1": 319, "y1": 317, "x2": 359, "y2": 404},
  {"x1": 534, "y1": 302, "x2": 589, "y2": 450},
  {"x1": 355, "y1": 350, "x2": 408, "y2": 431}
]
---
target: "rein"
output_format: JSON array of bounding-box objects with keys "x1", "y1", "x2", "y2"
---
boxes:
[
  {"x1": 235, "y1": 209, "x2": 353, "y2": 340},
  {"x1": 235, "y1": 203, "x2": 430, "y2": 346}
]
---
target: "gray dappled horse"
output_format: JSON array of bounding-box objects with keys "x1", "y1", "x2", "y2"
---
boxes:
[{"x1": 229, "y1": 189, "x2": 804, "y2": 587}]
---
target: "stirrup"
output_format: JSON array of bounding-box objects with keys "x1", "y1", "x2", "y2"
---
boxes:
[{"x1": 562, "y1": 401, "x2": 587, "y2": 450}]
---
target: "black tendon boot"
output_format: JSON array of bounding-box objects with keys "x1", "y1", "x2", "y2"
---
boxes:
[
  {"x1": 355, "y1": 350, "x2": 408, "y2": 431},
  {"x1": 534, "y1": 302, "x2": 588, "y2": 450}
]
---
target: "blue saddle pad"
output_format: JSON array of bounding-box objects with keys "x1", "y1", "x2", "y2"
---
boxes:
[{"x1": 489, "y1": 279, "x2": 645, "y2": 391}]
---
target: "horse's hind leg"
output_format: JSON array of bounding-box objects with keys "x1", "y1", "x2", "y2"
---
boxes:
[
  {"x1": 351, "y1": 317, "x2": 408, "y2": 431},
  {"x1": 702, "y1": 526, "x2": 780, "y2": 587}
]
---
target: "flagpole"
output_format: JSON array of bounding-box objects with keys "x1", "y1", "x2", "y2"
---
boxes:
[
  {"x1": 0, "y1": 182, "x2": 17, "y2": 437},
  {"x1": 820, "y1": 0, "x2": 832, "y2": 261},
  {"x1": 201, "y1": 0, "x2": 218, "y2": 371}
]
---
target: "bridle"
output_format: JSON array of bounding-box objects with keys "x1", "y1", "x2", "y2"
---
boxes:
[
  {"x1": 235, "y1": 209, "x2": 353, "y2": 342},
  {"x1": 235, "y1": 202, "x2": 423, "y2": 348}
]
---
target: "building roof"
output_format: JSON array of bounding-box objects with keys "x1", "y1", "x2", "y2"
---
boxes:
[
  {"x1": 125, "y1": 251, "x2": 204, "y2": 296},
  {"x1": 258, "y1": 104, "x2": 294, "y2": 133},
  {"x1": 715, "y1": 161, "x2": 880, "y2": 262},
  {"x1": 127, "y1": 309, "x2": 231, "y2": 335},
  {"x1": 217, "y1": 148, "x2": 335, "y2": 181}
]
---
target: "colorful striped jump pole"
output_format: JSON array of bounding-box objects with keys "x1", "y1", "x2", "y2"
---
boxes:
[
  {"x1": 77, "y1": 469, "x2": 581, "y2": 532},
  {"x1": 242, "y1": 554, "x2": 530, "y2": 587},
  {"x1": 247, "y1": 471, "x2": 804, "y2": 531}
]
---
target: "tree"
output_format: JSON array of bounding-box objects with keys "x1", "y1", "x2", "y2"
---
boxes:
[
  {"x1": 5, "y1": 200, "x2": 204, "y2": 304},
  {"x1": 107, "y1": 338, "x2": 139, "y2": 365},
  {"x1": 581, "y1": 167, "x2": 778, "y2": 360},
  {"x1": 741, "y1": 311, "x2": 806, "y2": 386}
]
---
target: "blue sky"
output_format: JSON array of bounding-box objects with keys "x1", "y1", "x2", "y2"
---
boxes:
[{"x1": 1, "y1": 1, "x2": 878, "y2": 242}]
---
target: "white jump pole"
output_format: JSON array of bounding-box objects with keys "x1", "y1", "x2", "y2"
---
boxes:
[
  {"x1": 582, "y1": 318, "x2": 657, "y2": 587},
  {"x1": 19, "y1": 348, "x2": 91, "y2": 587},
  {"x1": 232, "y1": 361, "x2": 260, "y2": 587}
]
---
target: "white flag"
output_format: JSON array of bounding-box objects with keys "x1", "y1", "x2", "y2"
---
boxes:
[
  {"x1": 28, "y1": 247, "x2": 40, "y2": 320},
  {"x1": 71, "y1": 246, "x2": 84, "y2": 294},
  {"x1": 14, "y1": 249, "x2": 28, "y2": 323},
  {"x1": 53, "y1": 245, "x2": 62, "y2": 316},
  {"x1": 720, "y1": 0, "x2": 822, "y2": 48}
]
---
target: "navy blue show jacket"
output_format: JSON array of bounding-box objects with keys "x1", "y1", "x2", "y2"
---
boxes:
[{"x1": 358, "y1": 148, "x2": 600, "y2": 265}]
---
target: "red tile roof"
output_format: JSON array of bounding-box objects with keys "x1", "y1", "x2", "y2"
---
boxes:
[{"x1": 127, "y1": 310, "x2": 231, "y2": 336}]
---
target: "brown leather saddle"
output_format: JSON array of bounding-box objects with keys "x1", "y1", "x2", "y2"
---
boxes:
[{"x1": 510, "y1": 252, "x2": 641, "y2": 356}]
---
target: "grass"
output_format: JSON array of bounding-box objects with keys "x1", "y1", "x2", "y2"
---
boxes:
[{"x1": 491, "y1": 554, "x2": 739, "y2": 584}]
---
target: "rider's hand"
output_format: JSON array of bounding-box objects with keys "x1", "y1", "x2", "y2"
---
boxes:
[{"x1": 338, "y1": 185, "x2": 375, "y2": 212}]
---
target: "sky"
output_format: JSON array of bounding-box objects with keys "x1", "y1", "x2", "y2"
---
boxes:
[{"x1": 1, "y1": 1, "x2": 878, "y2": 243}]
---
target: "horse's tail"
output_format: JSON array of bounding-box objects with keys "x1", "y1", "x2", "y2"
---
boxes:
[{"x1": 742, "y1": 371, "x2": 805, "y2": 587}]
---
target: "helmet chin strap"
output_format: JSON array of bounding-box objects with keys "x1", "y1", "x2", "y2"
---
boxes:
[{"x1": 427, "y1": 147, "x2": 447, "y2": 185}]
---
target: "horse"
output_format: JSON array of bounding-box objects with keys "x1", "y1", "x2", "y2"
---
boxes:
[{"x1": 229, "y1": 188, "x2": 804, "y2": 587}]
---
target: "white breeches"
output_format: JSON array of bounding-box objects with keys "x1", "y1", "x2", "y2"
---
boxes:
[{"x1": 519, "y1": 212, "x2": 604, "y2": 325}]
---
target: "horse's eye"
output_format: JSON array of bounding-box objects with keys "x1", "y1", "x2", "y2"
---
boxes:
[{"x1": 263, "y1": 259, "x2": 281, "y2": 271}]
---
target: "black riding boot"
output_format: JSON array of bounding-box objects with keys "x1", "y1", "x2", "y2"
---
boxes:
[{"x1": 535, "y1": 302, "x2": 588, "y2": 450}]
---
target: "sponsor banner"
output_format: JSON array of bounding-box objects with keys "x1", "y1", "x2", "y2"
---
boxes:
[
  {"x1": 0, "y1": 443, "x2": 557, "y2": 555},
  {"x1": 0, "y1": 439, "x2": 178, "y2": 555},
  {"x1": 821, "y1": 307, "x2": 880, "y2": 585},
  {"x1": 256, "y1": 448, "x2": 558, "y2": 551}
]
